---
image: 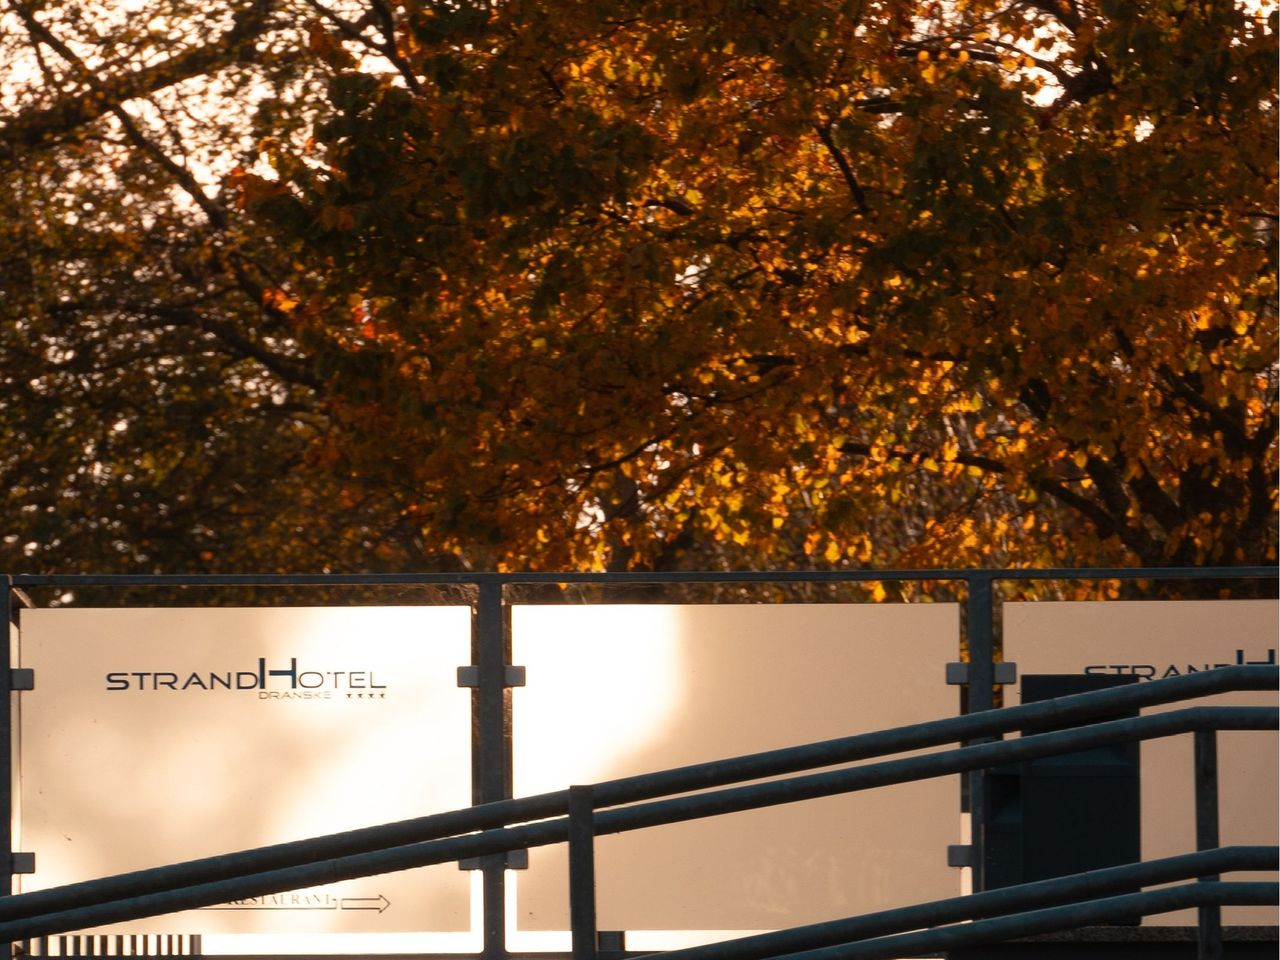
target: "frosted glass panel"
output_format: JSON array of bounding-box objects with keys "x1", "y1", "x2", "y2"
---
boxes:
[
  {"x1": 512, "y1": 603, "x2": 961, "y2": 936},
  {"x1": 1003, "y1": 600, "x2": 1278, "y2": 925},
  {"x1": 18, "y1": 606, "x2": 474, "y2": 947}
]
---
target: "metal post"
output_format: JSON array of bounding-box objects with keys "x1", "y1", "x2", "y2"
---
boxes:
[
  {"x1": 476, "y1": 581, "x2": 509, "y2": 960},
  {"x1": 568, "y1": 786, "x2": 598, "y2": 960},
  {"x1": 1194, "y1": 729, "x2": 1222, "y2": 960},
  {"x1": 966, "y1": 574, "x2": 996, "y2": 893},
  {"x1": 0, "y1": 577, "x2": 11, "y2": 896},
  {"x1": 0, "y1": 578, "x2": 11, "y2": 960}
]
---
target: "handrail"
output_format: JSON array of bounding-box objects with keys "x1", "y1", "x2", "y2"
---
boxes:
[
  {"x1": 1, "y1": 699, "x2": 1274, "y2": 939},
  {"x1": 3, "y1": 664, "x2": 1273, "y2": 929},
  {"x1": 651, "y1": 846, "x2": 1279, "y2": 960},
  {"x1": 593, "y1": 707, "x2": 1274, "y2": 835},
  {"x1": 767, "y1": 882, "x2": 1278, "y2": 960}
]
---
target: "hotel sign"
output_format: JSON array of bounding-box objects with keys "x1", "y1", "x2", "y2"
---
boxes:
[{"x1": 17, "y1": 606, "x2": 474, "y2": 943}]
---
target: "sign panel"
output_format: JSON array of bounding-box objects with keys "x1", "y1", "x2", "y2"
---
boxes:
[
  {"x1": 511, "y1": 603, "x2": 961, "y2": 941},
  {"x1": 1003, "y1": 600, "x2": 1278, "y2": 925},
  {"x1": 18, "y1": 606, "x2": 474, "y2": 948}
]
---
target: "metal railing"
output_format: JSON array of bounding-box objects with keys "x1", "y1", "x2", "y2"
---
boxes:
[
  {"x1": 650, "y1": 847, "x2": 1277, "y2": 960},
  {"x1": 3, "y1": 567, "x2": 1276, "y2": 960},
  {"x1": 0, "y1": 665, "x2": 1274, "y2": 959}
]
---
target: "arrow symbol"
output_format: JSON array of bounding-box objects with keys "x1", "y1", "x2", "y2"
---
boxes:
[{"x1": 340, "y1": 895, "x2": 390, "y2": 913}]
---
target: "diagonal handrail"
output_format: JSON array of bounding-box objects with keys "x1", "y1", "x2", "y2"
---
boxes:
[
  {"x1": 592, "y1": 707, "x2": 1274, "y2": 834},
  {"x1": 764, "y1": 882, "x2": 1278, "y2": 960},
  {"x1": 2, "y1": 664, "x2": 1274, "y2": 931},
  {"x1": 649, "y1": 846, "x2": 1279, "y2": 960},
  {"x1": 0, "y1": 701, "x2": 1274, "y2": 939}
]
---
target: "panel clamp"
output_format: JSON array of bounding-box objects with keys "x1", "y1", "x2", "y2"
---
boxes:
[
  {"x1": 10, "y1": 852, "x2": 35, "y2": 874},
  {"x1": 946, "y1": 844, "x2": 974, "y2": 868},
  {"x1": 459, "y1": 849, "x2": 528, "y2": 870},
  {"x1": 9, "y1": 669, "x2": 33, "y2": 691},
  {"x1": 946, "y1": 662, "x2": 1017, "y2": 685},
  {"x1": 456, "y1": 665, "x2": 526, "y2": 688}
]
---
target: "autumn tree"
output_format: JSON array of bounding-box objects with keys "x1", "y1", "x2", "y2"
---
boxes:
[
  {"x1": 242, "y1": 0, "x2": 1279, "y2": 571},
  {"x1": 1, "y1": 0, "x2": 1276, "y2": 575},
  {"x1": 1, "y1": 0, "x2": 458, "y2": 573}
]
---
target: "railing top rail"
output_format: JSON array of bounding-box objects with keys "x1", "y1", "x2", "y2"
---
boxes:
[{"x1": 5, "y1": 565, "x2": 1277, "y2": 589}]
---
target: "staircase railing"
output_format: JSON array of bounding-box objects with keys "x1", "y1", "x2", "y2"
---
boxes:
[{"x1": 2, "y1": 665, "x2": 1276, "y2": 959}]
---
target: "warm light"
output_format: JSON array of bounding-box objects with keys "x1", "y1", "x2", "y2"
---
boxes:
[{"x1": 510, "y1": 603, "x2": 961, "y2": 943}]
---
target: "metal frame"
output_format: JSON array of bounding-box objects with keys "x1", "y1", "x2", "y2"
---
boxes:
[
  {"x1": 1, "y1": 567, "x2": 1276, "y2": 960},
  {"x1": 0, "y1": 674, "x2": 1274, "y2": 955}
]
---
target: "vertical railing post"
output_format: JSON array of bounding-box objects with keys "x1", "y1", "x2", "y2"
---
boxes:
[
  {"x1": 1, "y1": 577, "x2": 12, "y2": 960},
  {"x1": 966, "y1": 573, "x2": 996, "y2": 893},
  {"x1": 1194, "y1": 729, "x2": 1222, "y2": 960},
  {"x1": 476, "y1": 580, "x2": 509, "y2": 960},
  {"x1": 568, "y1": 785, "x2": 598, "y2": 960}
]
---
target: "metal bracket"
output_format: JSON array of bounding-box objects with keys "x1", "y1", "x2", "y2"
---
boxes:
[
  {"x1": 597, "y1": 931, "x2": 626, "y2": 954},
  {"x1": 458, "y1": 849, "x2": 528, "y2": 871},
  {"x1": 456, "y1": 665, "x2": 526, "y2": 689},
  {"x1": 946, "y1": 662, "x2": 1017, "y2": 685},
  {"x1": 946, "y1": 844, "x2": 973, "y2": 868},
  {"x1": 10, "y1": 852, "x2": 35, "y2": 874},
  {"x1": 9, "y1": 669, "x2": 34, "y2": 691}
]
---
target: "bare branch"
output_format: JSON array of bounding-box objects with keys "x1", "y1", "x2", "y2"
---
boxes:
[
  {"x1": 814, "y1": 122, "x2": 870, "y2": 216},
  {"x1": 1, "y1": 1, "x2": 278, "y2": 157}
]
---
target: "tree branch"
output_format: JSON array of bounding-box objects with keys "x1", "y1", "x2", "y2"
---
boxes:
[
  {"x1": 814, "y1": 123, "x2": 870, "y2": 216},
  {"x1": 143, "y1": 304, "x2": 323, "y2": 391},
  {"x1": 1, "y1": 1, "x2": 278, "y2": 157}
]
